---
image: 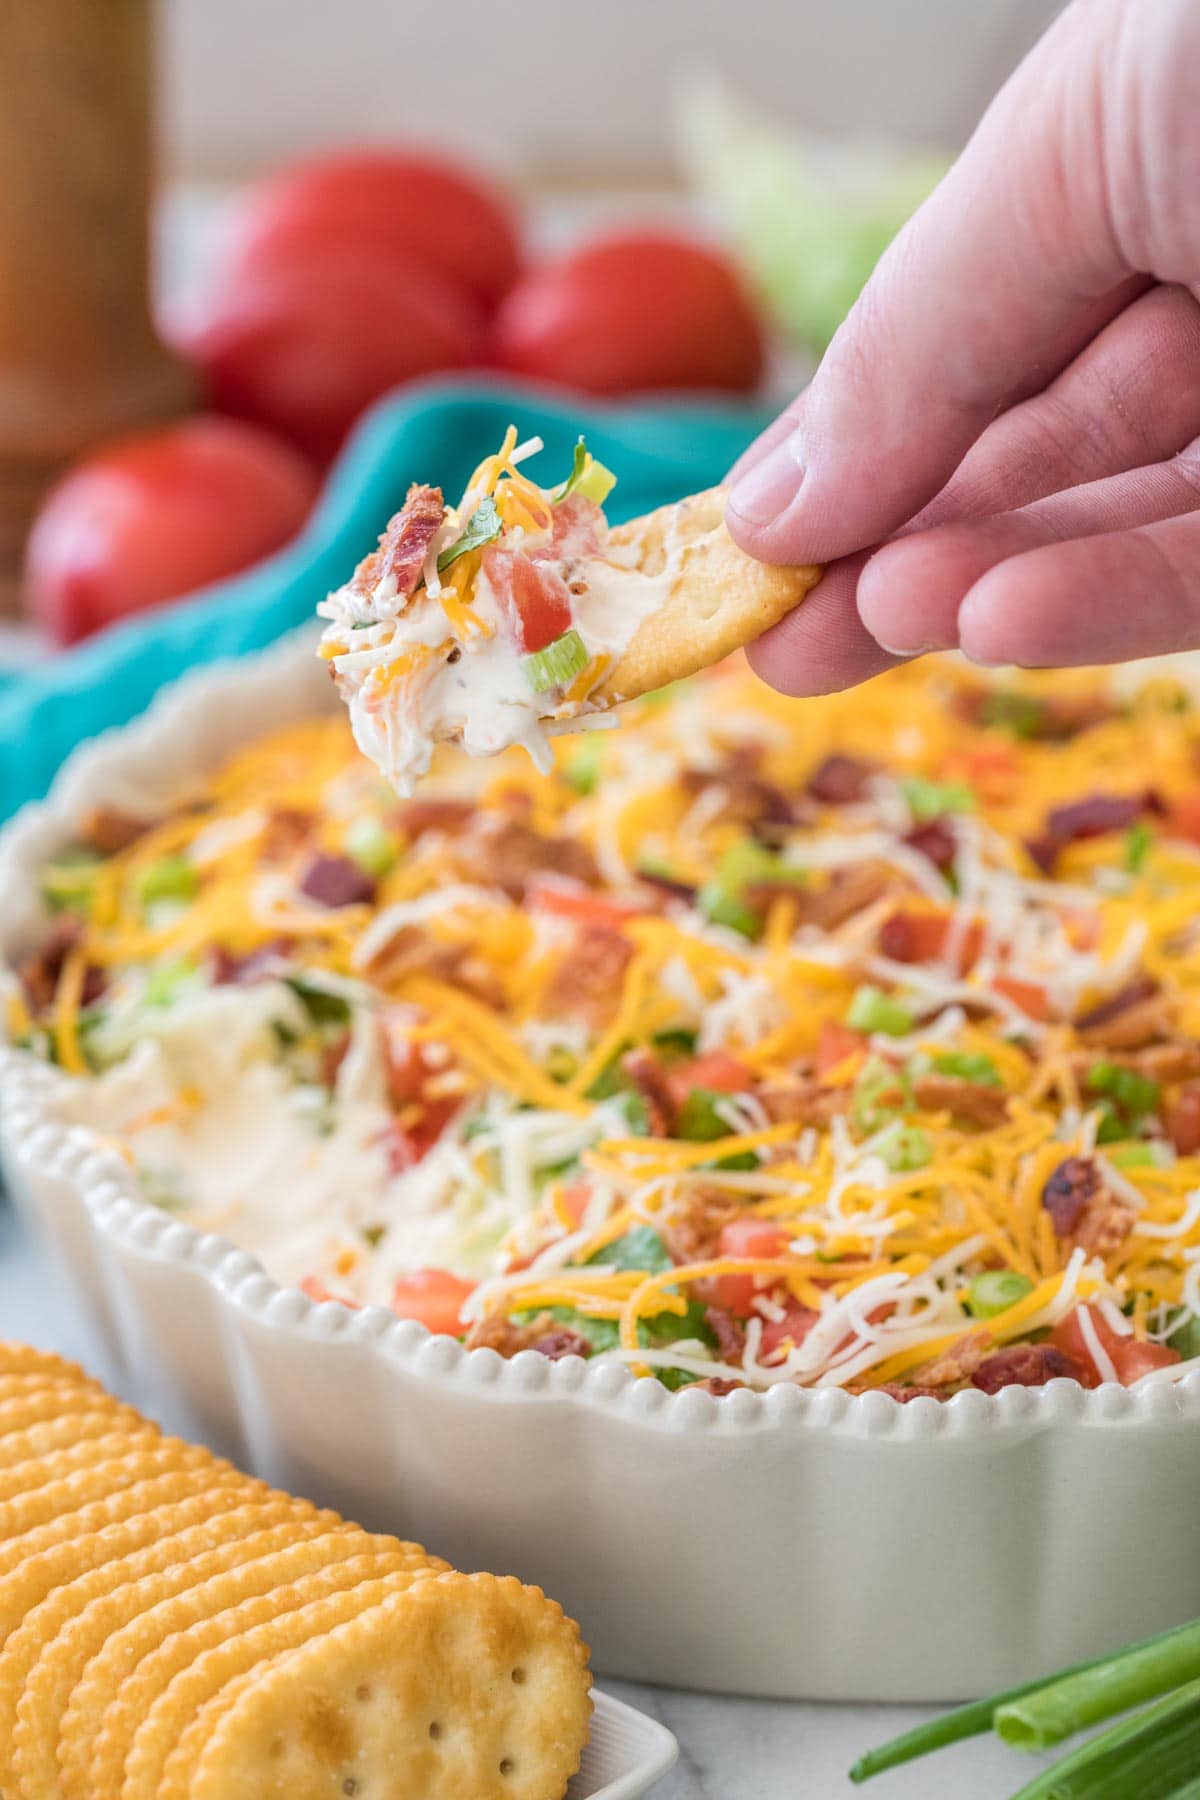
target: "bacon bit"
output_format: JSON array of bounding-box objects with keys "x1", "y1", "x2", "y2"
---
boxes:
[
  {"x1": 1041, "y1": 1155, "x2": 1103, "y2": 1238},
  {"x1": 209, "y1": 938, "x2": 291, "y2": 986},
  {"x1": 449, "y1": 816, "x2": 599, "y2": 900},
  {"x1": 19, "y1": 917, "x2": 105, "y2": 1013},
  {"x1": 546, "y1": 925, "x2": 634, "y2": 1029},
  {"x1": 394, "y1": 798, "x2": 476, "y2": 840},
  {"x1": 807, "y1": 754, "x2": 876, "y2": 804},
  {"x1": 530, "y1": 1327, "x2": 594, "y2": 1362},
  {"x1": 365, "y1": 926, "x2": 502, "y2": 1009},
  {"x1": 799, "y1": 860, "x2": 894, "y2": 932},
  {"x1": 971, "y1": 1344, "x2": 1084, "y2": 1392},
  {"x1": 1076, "y1": 977, "x2": 1171, "y2": 1050},
  {"x1": 1031, "y1": 791, "x2": 1162, "y2": 871},
  {"x1": 354, "y1": 483, "x2": 445, "y2": 604},
  {"x1": 463, "y1": 1310, "x2": 589, "y2": 1361},
  {"x1": 299, "y1": 854, "x2": 377, "y2": 909},
  {"x1": 321, "y1": 1032, "x2": 351, "y2": 1089},
  {"x1": 759, "y1": 1078, "x2": 850, "y2": 1128},
  {"x1": 992, "y1": 976, "x2": 1052, "y2": 1022},
  {"x1": 912, "y1": 1074, "x2": 1010, "y2": 1128},
  {"x1": 679, "y1": 766, "x2": 799, "y2": 840},
  {"x1": 870, "y1": 1382, "x2": 947, "y2": 1403},
  {"x1": 661, "y1": 1190, "x2": 743, "y2": 1266},
  {"x1": 1167, "y1": 1083, "x2": 1200, "y2": 1155},
  {"x1": 903, "y1": 819, "x2": 957, "y2": 873},
  {"x1": 693, "y1": 1377, "x2": 745, "y2": 1396},
  {"x1": 705, "y1": 1306, "x2": 747, "y2": 1363},
  {"x1": 620, "y1": 1048, "x2": 678, "y2": 1137},
  {"x1": 78, "y1": 805, "x2": 151, "y2": 855},
  {"x1": 636, "y1": 866, "x2": 697, "y2": 903},
  {"x1": 1129, "y1": 1041, "x2": 1200, "y2": 1085},
  {"x1": 910, "y1": 1327, "x2": 994, "y2": 1389},
  {"x1": 261, "y1": 807, "x2": 314, "y2": 860}
]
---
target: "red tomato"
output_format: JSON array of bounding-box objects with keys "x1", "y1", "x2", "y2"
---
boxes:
[
  {"x1": 993, "y1": 976, "x2": 1052, "y2": 1022},
  {"x1": 714, "y1": 1218, "x2": 790, "y2": 1315},
  {"x1": 816, "y1": 1021, "x2": 866, "y2": 1079},
  {"x1": 667, "y1": 1052, "x2": 751, "y2": 1111},
  {"x1": 878, "y1": 909, "x2": 984, "y2": 972},
  {"x1": 1169, "y1": 794, "x2": 1200, "y2": 844},
  {"x1": 168, "y1": 242, "x2": 486, "y2": 464},
  {"x1": 759, "y1": 1301, "x2": 819, "y2": 1363},
  {"x1": 559, "y1": 1181, "x2": 593, "y2": 1228},
  {"x1": 390, "y1": 1268, "x2": 476, "y2": 1336},
  {"x1": 483, "y1": 546, "x2": 573, "y2": 652},
  {"x1": 25, "y1": 416, "x2": 317, "y2": 646},
  {"x1": 495, "y1": 232, "x2": 764, "y2": 396},
  {"x1": 215, "y1": 148, "x2": 521, "y2": 310},
  {"x1": 527, "y1": 881, "x2": 639, "y2": 929},
  {"x1": 1051, "y1": 1304, "x2": 1181, "y2": 1387}
]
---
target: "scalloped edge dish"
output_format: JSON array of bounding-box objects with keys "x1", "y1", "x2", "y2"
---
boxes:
[{"x1": 4, "y1": 632, "x2": 1200, "y2": 1700}]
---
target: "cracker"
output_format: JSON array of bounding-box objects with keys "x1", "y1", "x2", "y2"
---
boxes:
[
  {"x1": 0, "y1": 1344, "x2": 89, "y2": 1383},
  {"x1": 0, "y1": 1406, "x2": 152, "y2": 1479},
  {"x1": 0, "y1": 1440, "x2": 216, "y2": 1542},
  {"x1": 6, "y1": 1498, "x2": 338, "y2": 1800},
  {"x1": 0, "y1": 1424, "x2": 161, "y2": 1503},
  {"x1": 0, "y1": 1464, "x2": 258, "y2": 1582},
  {"x1": 0, "y1": 1384, "x2": 124, "y2": 1451},
  {"x1": 0, "y1": 1372, "x2": 101, "y2": 1402},
  {"x1": 131, "y1": 1563, "x2": 446, "y2": 1800},
  {"x1": 178, "y1": 1572, "x2": 592, "y2": 1800},
  {"x1": 71, "y1": 1540, "x2": 437, "y2": 1800},
  {"x1": 593, "y1": 486, "x2": 822, "y2": 704}
]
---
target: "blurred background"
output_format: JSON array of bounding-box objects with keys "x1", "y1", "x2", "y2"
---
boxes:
[{"x1": 0, "y1": 0, "x2": 1063, "y2": 675}]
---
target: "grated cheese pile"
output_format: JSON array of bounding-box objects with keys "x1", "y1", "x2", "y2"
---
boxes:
[{"x1": 14, "y1": 653, "x2": 1200, "y2": 1397}]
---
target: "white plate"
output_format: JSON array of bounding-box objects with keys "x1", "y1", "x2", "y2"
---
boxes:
[
  {"x1": 5, "y1": 633, "x2": 1200, "y2": 1702},
  {"x1": 573, "y1": 1691, "x2": 678, "y2": 1798}
]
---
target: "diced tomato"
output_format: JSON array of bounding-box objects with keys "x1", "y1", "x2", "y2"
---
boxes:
[
  {"x1": 949, "y1": 744, "x2": 1020, "y2": 801},
  {"x1": 527, "y1": 881, "x2": 639, "y2": 928},
  {"x1": 1051, "y1": 1304, "x2": 1181, "y2": 1387},
  {"x1": 714, "y1": 1218, "x2": 791, "y2": 1315},
  {"x1": 383, "y1": 1038, "x2": 430, "y2": 1107},
  {"x1": 878, "y1": 909, "x2": 983, "y2": 971},
  {"x1": 383, "y1": 1099, "x2": 461, "y2": 1172},
  {"x1": 993, "y1": 976, "x2": 1052, "y2": 1022},
  {"x1": 1169, "y1": 794, "x2": 1200, "y2": 845},
  {"x1": 299, "y1": 1277, "x2": 359, "y2": 1310},
  {"x1": 390, "y1": 1268, "x2": 477, "y2": 1336},
  {"x1": 816, "y1": 1020, "x2": 866, "y2": 1080},
  {"x1": 483, "y1": 546, "x2": 572, "y2": 653},
  {"x1": 667, "y1": 1051, "x2": 751, "y2": 1108},
  {"x1": 559, "y1": 1181, "x2": 593, "y2": 1228},
  {"x1": 758, "y1": 1300, "x2": 819, "y2": 1363}
]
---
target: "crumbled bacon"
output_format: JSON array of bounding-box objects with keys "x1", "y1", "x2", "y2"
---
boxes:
[
  {"x1": 1075, "y1": 1191, "x2": 1137, "y2": 1258},
  {"x1": 530, "y1": 1327, "x2": 594, "y2": 1362},
  {"x1": 393, "y1": 798, "x2": 476, "y2": 841},
  {"x1": 1041, "y1": 1154, "x2": 1135, "y2": 1255},
  {"x1": 19, "y1": 917, "x2": 105, "y2": 1013},
  {"x1": 797, "y1": 860, "x2": 894, "y2": 931},
  {"x1": 1075, "y1": 977, "x2": 1170, "y2": 1050},
  {"x1": 661, "y1": 1190, "x2": 743, "y2": 1265},
  {"x1": 912, "y1": 1074, "x2": 1010, "y2": 1127},
  {"x1": 806, "y1": 754, "x2": 875, "y2": 805},
  {"x1": 546, "y1": 926, "x2": 634, "y2": 1028},
  {"x1": 910, "y1": 1328, "x2": 993, "y2": 1389},
  {"x1": 1031, "y1": 792, "x2": 1162, "y2": 871},
  {"x1": 636, "y1": 867, "x2": 698, "y2": 903},
  {"x1": 463, "y1": 1311, "x2": 590, "y2": 1361},
  {"x1": 1167, "y1": 1083, "x2": 1200, "y2": 1155},
  {"x1": 299, "y1": 854, "x2": 377, "y2": 909},
  {"x1": 903, "y1": 819, "x2": 958, "y2": 873},
  {"x1": 354, "y1": 483, "x2": 445, "y2": 604},
  {"x1": 209, "y1": 938, "x2": 291, "y2": 986},
  {"x1": 705, "y1": 1306, "x2": 747, "y2": 1363},
  {"x1": 1130, "y1": 1041, "x2": 1200, "y2": 1085},
  {"x1": 261, "y1": 807, "x2": 315, "y2": 860},
  {"x1": 759, "y1": 1079, "x2": 850, "y2": 1128},
  {"x1": 448, "y1": 816, "x2": 599, "y2": 900},
  {"x1": 870, "y1": 1382, "x2": 946, "y2": 1403},
  {"x1": 692, "y1": 1377, "x2": 744, "y2": 1396},
  {"x1": 362, "y1": 925, "x2": 502, "y2": 1008},
  {"x1": 971, "y1": 1344, "x2": 1084, "y2": 1392},
  {"x1": 620, "y1": 1048, "x2": 678, "y2": 1137},
  {"x1": 78, "y1": 806, "x2": 151, "y2": 855},
  {"x1": 679, "y1": 765, "x2": 799, "y2": 841}
]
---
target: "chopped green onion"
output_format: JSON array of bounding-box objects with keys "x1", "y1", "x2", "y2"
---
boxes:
[
  {"x1": 931, "y1": 1050, "x2": 1001, "y2": 1087},
  {"x1": 695, "y1": 881, "x2": 761, "y2": 939},
  {"x1": 847, "y1": 985, "x2": 915, "y2": 1037},
  {"x1": 344, "y1": 816, "x2": 401, "y2": 879},
  {"x1": 1086, "y1": 1061, "x2": 1161, "y2": 1117},
  {"x1": 996, "y1": 1624, "x2": 1200, "y2": 1750},
  {"x1": 135, "y1": 856, "x2": 198, "y2": 911},
  {"x1": 967, "y1": 1270, "x2": 1034, "y2": 1319},
  {"x1": 40, "y1": 847, "x2": 102, "y2": 916},
  {"x1": 1005, "y1": 1678, "x2": 1200, "y2": 1799},
  {"x1": 563, "y1": 736, "x2": 604, "y2": 795},
  {"x1": 676, "y1": 1087, "x2": 734, "y2": 1143},
  {"x1": 900, "y1": 775, "x2": 976, "y2": 821},
  {"x1": 142, "y1": 957, "x2": 200, "y2": 1009},
  {"x1": 852, "y1": 1056, "x2": 911, "y2": 1134},
  {"x1": 436, "y1": 496, "x2": 502, "y2": 572},
  {"x1": 1110, "y1": 1141, "x2": 1168, "y2": 1169},
  {"x1": 979, "y1": 691, "x2": 1044, "y2": 739},
  {"x1": 283, "y1": 974, "x2": 351, "y2": 1027},
  {"x1": 876, "y1": 1124, "x2": 932, "y2": 1173},
  {"x1": 550, "y1": 437, "x2": 617, "y2": 506},
  {"x1": 1125, "y1": 820, "x2": 1154, "y2": 873},
  {"x1": 521, "y1": 628, "x2": 590, "y2": 694},
  {"x1": 697, "y1": 839, "x2": 805, "y2": 940},
  {"x1": 652, "y1": 1027, "x2": 699, "y2": 1056}
]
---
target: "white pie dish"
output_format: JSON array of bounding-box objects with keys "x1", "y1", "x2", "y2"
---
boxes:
[{"x1": 4, "y1": 632, "x2": 1200, "y2": 1703}]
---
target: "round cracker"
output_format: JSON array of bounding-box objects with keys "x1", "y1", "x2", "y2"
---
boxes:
[
  {"x1": 0, "y1": 1372, "x2": 101, "y2": 1402},
  {"x1": 0, "y1": 1407, "x2": 152, "y2": 1481},
  {"x1": 179, "y1": 1572, "x2": 592, "y2": 1800},
  {"x1": 0, "y1": 1425, "x2": 161, "y2": 1505},
  {"x1": 0, "y1": 1441, "x2": 217, "y2": 1543},
  {"x1": 73, "y1": 1541, "x2": 437, "y2": 1800},
  {"x1": 6, "y1": 1500, "x2": 340, "y2": 1800},
  {"x1": 132, "y1": 1563, "x2": 446, "y2": 1800},
  {"x1": 594, "y1": 486, "x2": 822, "y2": 705},
  {"x1": 0, "y1": 1464, "x2": 260, "y2": 1583},
  {"x1": 0, "y1": 1384, "x2": 123, "y2": 1452},
  {"x1": 0, "y1": 1345, "x2": 89, "y2": 1384}
]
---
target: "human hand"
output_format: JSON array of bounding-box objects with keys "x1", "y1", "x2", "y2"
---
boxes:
[{"x1": 726, "y1": 0, "x2": 1200, "y2": 695}]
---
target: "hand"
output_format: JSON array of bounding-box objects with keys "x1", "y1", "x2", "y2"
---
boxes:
[{"x1": 726, "y1": 0, "x2": 1200, "y2": 695}]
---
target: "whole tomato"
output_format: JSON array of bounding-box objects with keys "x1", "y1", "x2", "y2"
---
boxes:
[
  {"x1": 168, "y1": 241, "x2": 487, "y2": 464},
  {"x1": 494, "y1": 231, "x2": 765, "y2": 396},
  {"x1": 213, "y1": 147, "x2": 521, "y2": 310},
  {"x1": 25, "y1": 416, "x2": 318, "y2": 645}
]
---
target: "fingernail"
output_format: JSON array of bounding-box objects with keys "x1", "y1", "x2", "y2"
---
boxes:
[{"x1": 728, "y1": 430, "x2": 805, "y2": 527}]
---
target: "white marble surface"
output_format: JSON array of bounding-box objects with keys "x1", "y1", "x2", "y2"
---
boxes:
[{"x1": 0, "y1": 1198, "x2": 1061, "y2": 1800}]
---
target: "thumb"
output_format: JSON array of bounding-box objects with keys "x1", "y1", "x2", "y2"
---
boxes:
[{"x1": 726, "y1": 0, "x2": 1136, "y2": 568}]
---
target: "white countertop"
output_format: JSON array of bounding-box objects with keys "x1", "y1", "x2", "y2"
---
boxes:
[{"x1": 0, "y1": 1199, "x2": 1060, "y2": 1800}]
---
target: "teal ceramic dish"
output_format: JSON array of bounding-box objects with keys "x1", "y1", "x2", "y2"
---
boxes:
[{"x1": 0, "y1": 378, "x2": 768, "y2": 821}]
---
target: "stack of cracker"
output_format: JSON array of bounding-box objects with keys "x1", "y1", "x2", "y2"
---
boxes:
[{"x1": 0, "y1": 1344, "x2": 592, "y2": 1798}]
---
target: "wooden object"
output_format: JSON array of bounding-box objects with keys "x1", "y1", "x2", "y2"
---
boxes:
[{"x1": 0, "y1": 0, "x2": 194, "y2": 613}]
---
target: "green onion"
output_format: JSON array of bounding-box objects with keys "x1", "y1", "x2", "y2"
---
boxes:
[
  {"x1": 852, "y1": 1056, "x2": 912, "y2": 1134},
  {"x1": 40, "y1": 847, "x2": 102, "y2": 916},
  {"x1": 719, "y1": 838, "x2": 806, "y2": 892},
  {"x1": 695, "y1": 882, "x2": 761, "y2": 939},
  {"x1": 876, "y1": 1124, "x2": 932, "y2": 1172},
  {"x1": 967, "y1": 1269, "x2": 1034, "y2": 1318},
  {"x1": 998, "y1": 1623, "x2": 1200, "y2": 1753},
  {"x1": 142, "y1": 957, "x2": 200, "y2": 1009},
  {"x1": 980, "y1": 691, "x2": 1044, "y2": 739},
  {"x1": 550, "y1": 437, "x2": 617, "y2": 506},
  {"x1": 344, "y1": 816, "x2": 401, "y2": 879},
  {"x1": 931, "y1": 1050, "x2": 1001, "y2": 1087},
  {"x1": 563, "y1": 736, "x2": 604, "y2": 795},
  {"x1": 1125, "y1": 820, "x2": 1154, "y2": 874},
  {"x1": 135, "y1": 856, "x2": 198, "y2": 910},
  {"x1": 1167, "y1": 1312, "x2": 1200, "y2": 1359},
  {"x1": 900, "y1": 775, "x2": 976, "y2": 821},
  {"x1": 676, "y1": 1087, "x2": 734, "y2": 1143},
  {"x1": 436, "y1": 496, "x2": 502, "y2": 572},
  {"x1": 1005, "y1": 1676, "x2": 1200, "y2": 1799},
  {"x1": 1086, "y1": 1061, "x2": 1161, "y2": 1117},
  {"x1": 1110, "y1": 1141, "x2": 1168, "y2": 1169},
  {"x1": 521, "y1": 628, "x2": 590, "y2": 694},
  {"x1": 847, "y1": 985, "x2": 915, "y2": 1037}
]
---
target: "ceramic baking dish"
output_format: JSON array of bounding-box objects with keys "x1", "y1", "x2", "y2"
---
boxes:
[{"x1": 4, "y1": 632, "x2": 1200, "y2": 1703}]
